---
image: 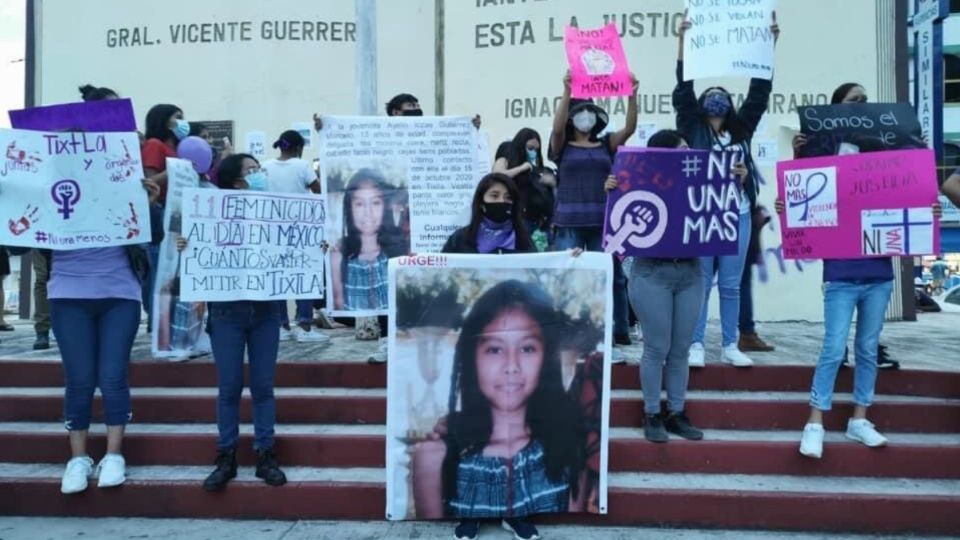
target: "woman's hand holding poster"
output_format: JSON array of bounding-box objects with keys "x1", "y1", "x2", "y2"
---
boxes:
[{"x1": 385, "y1": 252, "x2": 612, "y2": 520}]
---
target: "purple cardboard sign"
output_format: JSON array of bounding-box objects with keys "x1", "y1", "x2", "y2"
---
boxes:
[
  {"x1": 9, "y1": 98, "x2": 137, "y2": 132},
  {"x1": 603, "y1": 148, "x2": 740, "y2": 258}
]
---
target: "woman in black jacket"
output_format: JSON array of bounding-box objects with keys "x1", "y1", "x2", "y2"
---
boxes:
[
  {"x1": 673, "y1": 12, "x2": 779, "y2": 369},
  {"x1": 443, "y1": 173, "x2": 535, "y2": 255}
]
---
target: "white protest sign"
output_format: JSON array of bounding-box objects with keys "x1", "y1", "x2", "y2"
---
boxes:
[
  {"x1": 0, "y1": 129, "x2": 150, "y2": 249},
  {"x1": 152, "y1": 158, "x2": 211, "y2": 360},
  {"x1": 634, "y1": 122, "x2": 658, "y2": 147},
  {"x1": 476, "y1": 128, "x2": 492, "y2": 178},
  {"x1": 178, "y1": 188, "x2": 326, "y2": 302},
  {"x1": 244, "y1": 131, "x2": 267, "y2": 160},
  {"x1": 783, "y1": 166, "x2": 838, "y2": 228},
  {"x1": 319, "y1": 116, "x2": 478, "y2": 317},
  {"x1": 683, "y1": 0, "x2": 777, "y2": 81}
]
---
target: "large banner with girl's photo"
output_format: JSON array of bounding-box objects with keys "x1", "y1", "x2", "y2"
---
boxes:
[
  {"x1": 151, "y1": 158, "x2": 211, "y2": 360},
  {"x1": 385, "y1": 252, "x2": 612, "y2": 520},
  {"x1": 319, "y1": 116, "x2": 479, "y2": 317}
]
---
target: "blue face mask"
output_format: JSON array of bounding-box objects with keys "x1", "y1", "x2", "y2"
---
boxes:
[
  {"x1": 526, "y1": 148, "x2": 538, "y2": 164},
  {"x1": 702, "y1": 93, "x2": 732, "y2": 118},
  {"x1": 244, "y1": 171, "x2": 268, "y2": 191},
  {"x1": 172, "y1": 119, "x2": 191, "y2": 141}
]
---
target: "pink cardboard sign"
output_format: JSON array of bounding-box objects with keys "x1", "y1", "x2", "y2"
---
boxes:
[
  {"x1": 564, "y1": 24, "x2": 633, "y2": 99},
  {"x1": 777, "y1": 149, "x2": 941, "y2": 260}
]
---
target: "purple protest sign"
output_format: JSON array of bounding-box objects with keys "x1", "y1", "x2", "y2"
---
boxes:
[
  {"x1": 603, "y1": 148, "x2": 740, "y2": 258},
  {"x1": 9, "y1": 98, "x2": 137, "y2": 132}
]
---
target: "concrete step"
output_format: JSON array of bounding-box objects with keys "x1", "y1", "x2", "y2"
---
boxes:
[
  {"x1": 1, "y1": 360, "x2": 957, "y2": 397},
  {"x1": 2, "y1": 464, "x2": 958, "y2": 534},
  {"x1": 0, "y1": 389, "x2": 956, "y2": 432},
  {"x1": 1, "y1": 423, "x2": 957, "y2": 479}
]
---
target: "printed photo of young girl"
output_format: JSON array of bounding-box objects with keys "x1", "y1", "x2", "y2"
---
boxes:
[
  {"x1": 327, "y1": 167, "x2": 410, "y2": 315},
  {"x1": 386, "y1": 260, "x2": 610, "y2": 525}
]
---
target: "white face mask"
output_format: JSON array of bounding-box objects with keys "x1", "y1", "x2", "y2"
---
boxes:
[{"x1": 572, "y1": 110, "x2": 598, "y2": 134}]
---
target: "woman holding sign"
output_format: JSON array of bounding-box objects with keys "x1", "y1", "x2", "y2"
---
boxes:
[
  {"x1": 178, "y1": 154, "x2": 289, "y2": 492},
  {"x1": 674, "y1": 12, "x2": 779, "y2": 368},
  {"x1": 548, "y1": 72, "x2": 638, "y2": 346}
]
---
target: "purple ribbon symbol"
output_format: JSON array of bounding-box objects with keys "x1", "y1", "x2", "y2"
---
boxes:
[{"x1": 51, "y1": 179, "x2": 81, "y2": 220}]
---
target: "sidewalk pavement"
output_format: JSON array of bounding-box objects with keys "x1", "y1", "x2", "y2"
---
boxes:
[{"x1": 0, "y1": 517, "x2": 951, "y2": 540}]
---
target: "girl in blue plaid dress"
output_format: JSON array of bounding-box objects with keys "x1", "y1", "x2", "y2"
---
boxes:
[{"x1": 412, "y1": 279, "x2": 588, "y2": 540}]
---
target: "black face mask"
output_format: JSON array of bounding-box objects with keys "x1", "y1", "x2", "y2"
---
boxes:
[
  {"x1": 482, "y1": 202, "x2": 512, "y2": 224},
  {"x1": 401, "y1": 109, "x2": 424, "y2": 117}
]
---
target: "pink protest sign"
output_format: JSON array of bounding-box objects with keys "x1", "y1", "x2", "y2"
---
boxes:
[
  {"x1": 777, "y1": 149, "x2": 940, "y2": 260},
  {"x1": 564, "y1": 24, "x2": 633, "y2": 98}
]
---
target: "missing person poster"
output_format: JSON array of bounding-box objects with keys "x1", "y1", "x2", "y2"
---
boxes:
[
  {"x1": 386, "y1": 252, "x2": 612, "y2": 521},
  {"x1": 319, "y1": 115, "x2": 478, "y2": 317}
]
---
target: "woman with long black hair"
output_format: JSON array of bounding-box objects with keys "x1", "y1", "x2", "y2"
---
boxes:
[{"x1": 493, "y1": 129, "x2": 556, "y2": 238}]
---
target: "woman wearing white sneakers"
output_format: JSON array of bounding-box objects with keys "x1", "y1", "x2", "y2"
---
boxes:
[{"x1": 776, "y1": 134, "x2": 941, "y2": 459}]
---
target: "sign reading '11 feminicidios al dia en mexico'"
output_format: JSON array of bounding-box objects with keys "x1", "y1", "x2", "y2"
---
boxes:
[{"x1": 178, "y1": 188, "x2": 326, "y2": 302}]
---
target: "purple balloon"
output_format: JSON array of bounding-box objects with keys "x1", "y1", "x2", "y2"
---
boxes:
[{"x1": 176, "y1": 136, "x2": 214, "y2": 174}]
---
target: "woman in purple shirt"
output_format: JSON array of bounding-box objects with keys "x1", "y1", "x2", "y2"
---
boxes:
[{"x1": 54, "y1": 188, "x2": 158, "y2": 494}]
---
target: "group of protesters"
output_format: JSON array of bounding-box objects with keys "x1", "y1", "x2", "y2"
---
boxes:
[{"x1": 3, "y1": 10, "x2": 960, "y2": 540}]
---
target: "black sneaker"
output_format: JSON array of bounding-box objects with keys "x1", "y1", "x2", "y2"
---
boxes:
[
  {"x1": 663, "y1": 411, "x2": 703, "y2": 441},
  {"x1": 454, "y1": 519, "x2": 480, "y2": 540},
  {"x1": 877, "y1": 344, "x2": 900, "y2": 370},
  {"x1": 501, "y1": 518, "x2": 540, "y2": 540},
  {"x1": 255, "y1": 449, "x2": 287, "y2": 487},
  {"x1": 644, "y1": 413, "x2": 668, "y2": 443},
  {"x1": 33, "y1": 332, "x2": 50, "y2": 350},
  {"x1": 202, "y1": 448, "x2": 237, "y2": 492},
  {"x1": 614, "y1": 333, "x2": 632, "y2": 346}
]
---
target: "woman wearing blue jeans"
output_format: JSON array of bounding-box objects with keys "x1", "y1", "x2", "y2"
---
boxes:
[
  {"x1": 772, "y1": 197, "x2": 943, "y2": 458},
  {"x1": 674, "y1": 13, "x2": 780, "y2": 368},
  {"x1": 178, "y1": 153, "x2": 287, "y2": 491}
]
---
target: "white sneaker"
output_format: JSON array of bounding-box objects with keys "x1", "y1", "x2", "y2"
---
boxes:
[
  {"x1": 294, "y1": 327, "x2": 331, "y2": 343},
  {"x1": 611, "y1": 348, "x2": 627, "y2": 365},
  {"x1": 96, "y1": 453, "x2": 126, "y2": 488},
  {"x1": 60, "y1": 456, "x2": 94, "y2": 494},
  {"x1": 721, "y1": 344, "x2": 754, "y2": 367},
  {"x1": 846, "y1": 418, "x2": 888, "y2": 448},
  {"x1": 688, "y1": 343, "x2": 705, "y2": 368},
  {"x1": 279, "y1": 327, "x2": 295, "y2": 341},
  {"x1": 315, "y1": 309, "x2": 336, "y2": 330},
  {"x1": 799, "y1": 423, "x2": 825, "y2": 459}
]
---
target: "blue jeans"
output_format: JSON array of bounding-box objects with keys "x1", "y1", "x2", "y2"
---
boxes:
[
  {"x1": 51, "y1": 298, "x2": 141, "y2": 430},
  {"x1": 810, "y1": 280, "x2": 893, "y2": 411},
  {"x1": 693, "y1": 212, "x2": 751, "y2": 347},
  {"x1": 280, "y1": 300, "x2": 314, "y2": 328},
  {"x1": 209, "y1": 301, "x2": 282, "y2": 451},
  {"x1": 553, "y1": 226, "x2": 630, "y2": 336}
]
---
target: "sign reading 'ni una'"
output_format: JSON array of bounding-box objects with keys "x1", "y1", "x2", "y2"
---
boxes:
[
  {"x1": 777, "y1": 149, "x2": 940, "y2": 260},
  {"x1": 603, "y1": 148, "x2": 739, "y2": 258},
  {"x1": 178, "y1": 188, "x2": 326, "y2": 302}
]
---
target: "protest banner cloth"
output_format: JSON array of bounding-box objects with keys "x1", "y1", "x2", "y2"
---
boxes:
[
  {"x1": 386, "y1": 252, "x2": 612, "y2": 520},
  {"x1": 0, "y1": 129, "x2": 150, "y2": 249},
  {"x1": 564, "y1": 23, "x2": 633, "y2": 99},
  {"x1": 9, "y1": 98, "x2": 138, "y2": 132},
  {"x1": 777, "y1": 149, "x2": 940, "y2": 260},
  {"x1": 151, "y1": 158, "x2": 211, "y2": 360},
  {"x1": 797, "y1": 102, "x2": 925, "y2": 157},
  {"x1": 683, "y1": 0, "x2": 777, "y2": 81},
  {"x1": 604, "y1": 148, "x2": 739, "y2": 258},
  {"x1": 319, "y1": 115, "x2": 478, "y2": 317},
  {"x1": 178, "y1": 188, "x2": 326, "y2": 302}
]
